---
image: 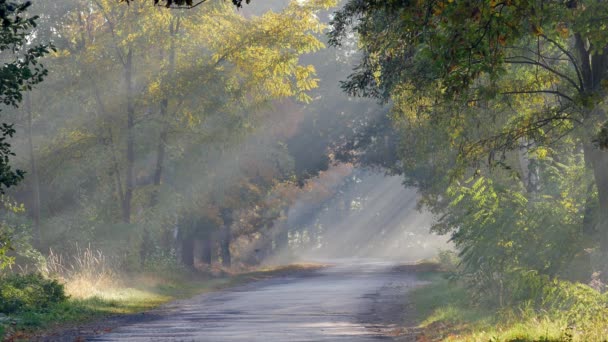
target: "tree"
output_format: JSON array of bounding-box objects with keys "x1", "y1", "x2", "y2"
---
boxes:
[
  {"x1": 7, "y1": 0, "x2": 336, "y2": 268},
  {"x1": 123, "y1": 0, "x2": 251, "y2": 9},
  {"x1": 0, "y1": 1, "x2": 51, "y2": 261},
  {"x1": 0, "y1": 1, "x2": 51, "y2": 192},
  {"x1": 331, "y1": 0, "x2": 608, "y2": 276}
]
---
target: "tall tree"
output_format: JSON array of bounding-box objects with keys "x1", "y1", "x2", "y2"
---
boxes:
[
  {"x1": 330, "y1": 0, "x2": 608, "y2": 275},
  {"x1": 11, "y1": 0, "x2": 336, "y2": 265}
]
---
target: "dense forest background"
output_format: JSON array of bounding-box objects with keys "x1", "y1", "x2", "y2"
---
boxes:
[{"x1": 0, "y1": 0, "x2": 443, "y2": 275}]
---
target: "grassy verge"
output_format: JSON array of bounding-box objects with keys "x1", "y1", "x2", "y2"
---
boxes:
[
  {"x1": 1, "y1": 263, "x2": 324, "y2": 340},
  {"x1": 409, "y1": 273, "x2": 607, "y2": 342}
]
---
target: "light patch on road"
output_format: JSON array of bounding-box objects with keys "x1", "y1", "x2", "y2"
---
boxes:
[{"x1": 89, "y1": 260, "x2": 422, "y2": 341}]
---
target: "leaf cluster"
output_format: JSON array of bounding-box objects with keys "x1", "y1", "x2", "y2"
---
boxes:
[{"x1": 0, "y1": 273, "x2": 66, "y2": 314}]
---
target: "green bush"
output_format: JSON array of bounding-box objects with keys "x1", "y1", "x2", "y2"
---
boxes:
[{"x1": 0, "y1": 273, "x2": 67, "y2": 314}]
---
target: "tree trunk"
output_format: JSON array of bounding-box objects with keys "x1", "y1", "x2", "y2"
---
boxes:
[
  {"x1": 192, "y1": 238, "x2": 203, "y2": 266},
  {"x1": 588, "y1": 148, "x2": 608, "y2": 252},
  {"x1": 123, "y1": 47, "x2": 135, "y2": 223},
  {"x1": 140, "y1": 227, "x2": 153, "y2": 268},
  {"x1": 181, "y1": 238, "x2": 194, "y2": 267},
  {"x1": 582, "y1": 144, "x2": 599, "y2": 237},
  {"x1": 153, "y1": 98, "x2": 168, "y2": 187},
  {"x1": 575, "y1": 36, "x2": 608, "y2": 273},
  {"x1": 25, "y1": 93, "x2": 41, "y2": 249},
  {"x1": 93, "y1": 85, "x2": 125, "y2": 209},
  {"x1": 202, "y1": 237, "x2": 212, "y2": 265},
  {"x1": 152, "y1": 18, "x2": 179, "y2": 199},
  {"x1": 220, "y1": 226, "x2": 231, "y2": 268},
  {"x1": 582, "y1": 183, "x2": 597, "y2": 236}
]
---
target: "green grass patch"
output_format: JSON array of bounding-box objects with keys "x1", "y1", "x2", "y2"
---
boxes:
[
  {"x1": 410, "y1": 273, "x2": 491, "y2": 340},
  {"x1": 409, "y1": 274, "x2": 608, "y2": 341}
]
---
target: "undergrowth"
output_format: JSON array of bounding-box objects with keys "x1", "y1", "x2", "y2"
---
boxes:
[
  {"x1": 410, "y1": 273, "x2": 608, "y2": 341},
  {"x1": 0, "y1": 246, "x2": 325, "y2": 340}
]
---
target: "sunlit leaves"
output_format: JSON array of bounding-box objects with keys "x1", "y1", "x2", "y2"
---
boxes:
[
  {"x1": 330, "y1": 0, "x2": 608, "y2": 295},
  {"x1": 34, "y1": 0, "x2": 337, "y2": 249},
  {"x1": 201, "y1": 0, "x2": 334, "y2": 104}
]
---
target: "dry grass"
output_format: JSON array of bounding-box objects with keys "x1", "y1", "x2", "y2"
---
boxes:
[
  {"x1": 41, "y1": 245, "x2": 327, "y2": 301},
  {"x1": 2, "y1": 248, "x2": 330, "y2": 341},
  {"x1": 41, "y1": 245, "x2": 121, "y2": 299}
]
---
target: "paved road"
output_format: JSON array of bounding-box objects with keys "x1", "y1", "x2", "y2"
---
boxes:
[{"x1": 88, "y1": 261, "x2": 422, "y2": 341}]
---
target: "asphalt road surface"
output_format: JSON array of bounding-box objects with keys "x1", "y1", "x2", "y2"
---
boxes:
[{"x1": 87, "y1": 260, "x2": 422, "y2": 341}]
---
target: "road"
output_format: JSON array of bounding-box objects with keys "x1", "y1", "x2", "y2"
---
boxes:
[{"x1": 87, "y1": 260, "x2": 422, "y2": 341}]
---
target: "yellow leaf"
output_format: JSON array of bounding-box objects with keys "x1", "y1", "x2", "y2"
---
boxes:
[{"x1": 532, "y1": 24, "x2": 544, "y2": 36}]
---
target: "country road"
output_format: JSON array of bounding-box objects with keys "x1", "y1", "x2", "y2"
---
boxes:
[{"x1": 86, "y1": 260, "x2": 424, "y2": 341}]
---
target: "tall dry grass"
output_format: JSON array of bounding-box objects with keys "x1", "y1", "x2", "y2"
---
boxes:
[{"x1": 41, "y1": 245, "x2": 121, "y2": 298}]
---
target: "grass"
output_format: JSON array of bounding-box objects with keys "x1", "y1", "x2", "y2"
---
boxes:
[
  {"x1": 409, "y1": 273, "x2": 607, "y2": 342},
  {"x1": 0, "y1": 263, "x2": 325, "y2": 341}
]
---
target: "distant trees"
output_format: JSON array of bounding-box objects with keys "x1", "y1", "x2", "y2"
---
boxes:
[{"x1": 2, "y1": 0, "x2": 341, "y2": 270}]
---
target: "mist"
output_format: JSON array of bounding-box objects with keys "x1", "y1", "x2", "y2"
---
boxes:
[
  {"x1": 4, "y1": 0, "x2": 607, "y2": 340},
  {"x1": 0, "y1": 0, "x2": 436, "y2": 275},
  {"x1": 263, "y1": 169, "x2": 449, "y2": 265}
]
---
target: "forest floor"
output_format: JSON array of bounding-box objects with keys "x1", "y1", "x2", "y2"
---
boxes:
[
  {"x1": 28, "y1": 260, "x2": 431, "y2": 341},
  {"x1": 2, "y1": 264, "x2": 326, "y2": 342}
]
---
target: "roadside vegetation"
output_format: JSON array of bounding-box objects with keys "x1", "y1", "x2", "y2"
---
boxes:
[
  {"x1": 408, "y1": 253, "x2": 608, "y2": 341},
  {"x1": 329, "y1": 1, "x2": 608, "y2": 341},
  {"x1": 0, "y1": 243, "x2": 324, "y2": 340}
]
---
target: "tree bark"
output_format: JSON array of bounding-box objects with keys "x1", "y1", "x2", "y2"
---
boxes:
[
  {"x1": 220, "y1": 226, "x2": 231, "y2": 268},
  {"x1": 192, "y1": 237, "x2": 213, "y2": 266},
  {"x1": 25, "y1": 93, "x2": 41, "y2": 249},
  {"x1": 588, "y1": 148, "x2": 608, "y2": 252},
  {"x1": 582, "y1": 183, "x2": 597, "y2": 236},
  {"x1": 140, "y1": 227, "x2": 153, "y2": 268},
  {"x1": 181, "y1": 237, "x2": 194, "y2": 267},
  {"x1": 92, "y1": 84, "x2": 125, "y2": 214},
  {"x1": 153, "y1": 97, "x2": 168, "y2": 187},
  {"x1": 202, "y1": 237, "x2": 212, "y2": 265},
  {"x1": 575, "y1": 35, "x2": 608, "y2": 275},
  {"x1": 123, "y1": 47, "x2": 135, "y2": 223},
  {"x1": 152, "y1": 18, "x2": 179, "y2": 195},
  {"x1": 192, "y1": 238, "x2": 203, "y2": 266}
]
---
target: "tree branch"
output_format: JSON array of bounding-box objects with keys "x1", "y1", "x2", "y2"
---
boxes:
[
  {"x1": 501, "y1": 89, "x2": 575, "y2": 103},
  {"x1": 504, "y1": 57, "x2": 582, "y2": 93},
  {"x1": 540, "y1": 34, "x2": 585, "y2": 92},
  {"x1": 163, "y1": 0, "x2": 210, "y2": 9}
]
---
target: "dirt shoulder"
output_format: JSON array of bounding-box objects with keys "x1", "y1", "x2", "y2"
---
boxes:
[{"x1": 362, "y1": 262, "x2": 442, "y2": 341}]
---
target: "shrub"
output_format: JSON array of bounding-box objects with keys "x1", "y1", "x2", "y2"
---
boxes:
[
  {"x1": 437, "y1": 249, "x2": 459, "y2": 273},
  {"x1": 0, "y1": 273, "x2": 67, "y2": 314}
]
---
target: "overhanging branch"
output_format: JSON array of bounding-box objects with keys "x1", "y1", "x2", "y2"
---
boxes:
[{"x1": 501, "y1": 89, "x2": 576, "y2": 103}]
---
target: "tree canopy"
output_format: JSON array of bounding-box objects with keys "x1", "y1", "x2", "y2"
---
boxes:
[
  {"x1": 122, "y1": 0, "x2": 250, "y2": 8},
  {"x1": 330, "y1": 0, "x2": 608, "y2": 284}
]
